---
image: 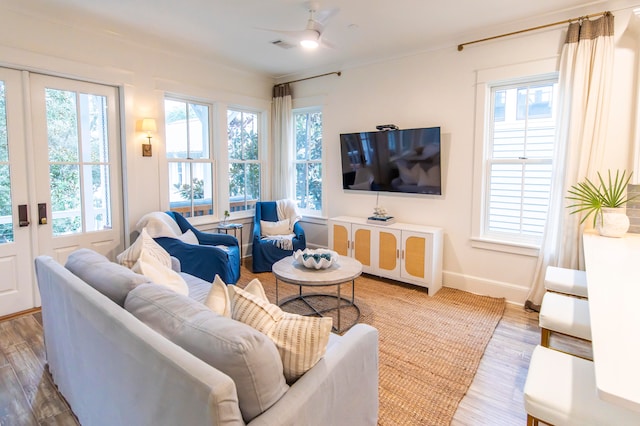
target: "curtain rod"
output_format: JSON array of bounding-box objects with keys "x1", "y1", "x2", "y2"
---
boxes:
[
  {"x1": 457, "y1": 11, "x2": 609, "y2": 51},
  {"x1": 277, "y1": 71, "x2": 341, "y2": 86}
]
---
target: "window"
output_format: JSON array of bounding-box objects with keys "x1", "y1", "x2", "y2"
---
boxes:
[
  {"x1": 293, "y1": 108, "x2": 322, "y2": 215},
  {"x1": 481, "y1": 76, "x2": 558, "y2": 247},
  {"x1": 227, "y1": 109, "x2": 260, "y2": 213},
  {"x1": 164, "y1": 98, "x2": 214, "y2": 218}
]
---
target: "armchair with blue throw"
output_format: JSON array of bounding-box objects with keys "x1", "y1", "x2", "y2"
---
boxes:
[
  {"x1": 139, "y1": 211, "x2": 241, "y2": 284},
  {"x1": 252, "y1": 200, "x2": 306, "y2": 273}
]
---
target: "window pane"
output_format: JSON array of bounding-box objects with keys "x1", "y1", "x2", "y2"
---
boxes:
[
  {"x1": 229, "y1": 162, "x2": 259, "y2": 212},
  {"x1": 50, "y1": 164, "x2": 81, "y2": 235},
  {"x1": 188, "y1": 103, "x2": 210, "y2": 159},
  {"x1": 165, "y1": 99, "x2": 187, "y2": 158},
  {"x1": 0, "y1": 82, "x2": 12, "y2": 243},
  {"x1": 165, "y1": 100, "x2": 210, "y2": 160},
  {"x1": 84, "y1": 164, "x2": 111, "y2": 232},
  {"x1": 80, "y1": 94, "x2": 109, "y2": 163},
  {"x1": 0, "y1": 81, "x2": 7, "y2": 163},
  {"x1": 0, "y1": 164, "x2": 13, "y2": 243},
  {"x1": 227, "y1": 110, "x2": 258, "y2": 161},
  {"x1": 169, "y1": 162, "x2": 213, "y2": 217},
  {"x1": 46, "y1": 89, "x2": 79, "y2": 162},
  {"x1": 295, "y1": 111, "x2": 322, "y2": 161}
]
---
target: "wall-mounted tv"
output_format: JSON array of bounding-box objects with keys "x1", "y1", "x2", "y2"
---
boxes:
[{"x1": 340, "y1": 127, "x2": 441, "y2": 195}]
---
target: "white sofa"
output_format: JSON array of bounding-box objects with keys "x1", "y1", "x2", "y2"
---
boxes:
[{"x1": 34, "y1": 249, "x2": 379, "y2": 426}]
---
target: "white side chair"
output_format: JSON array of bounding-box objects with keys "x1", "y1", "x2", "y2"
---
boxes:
[
  {"x1": 524, "y1": 345, "x2": 640, "y2": 425},
  {"x1": 544, "y1": 266, "x2": 588, "y2": 298},
  {"x1": 539, "y1": 291, "x2": 591, "y2": 351}
]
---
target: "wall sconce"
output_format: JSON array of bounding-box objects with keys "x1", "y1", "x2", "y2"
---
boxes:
[{"x1": 138, "y1": 118, "x2": 157, "y2": 157}]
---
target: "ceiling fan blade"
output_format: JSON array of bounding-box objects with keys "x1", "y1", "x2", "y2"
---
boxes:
[
  {"x1": 256, "y1": 27, "x2": 307, "y2": 41},
  {"x1": 314, "y1": 7, "x2": 339, "y2": 25}
]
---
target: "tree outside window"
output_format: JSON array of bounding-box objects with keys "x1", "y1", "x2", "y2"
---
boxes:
[
  {"x1": 294, "y1": 109, "x2": 322, "y2": 214},
  {"x1": 227, "y1": 109, "x2": 260, "y2": 213}
]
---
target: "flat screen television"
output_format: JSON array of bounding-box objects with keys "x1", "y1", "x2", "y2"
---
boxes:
[{"x1": 340, "y1": 127, "x2": 441, "y2": 195}]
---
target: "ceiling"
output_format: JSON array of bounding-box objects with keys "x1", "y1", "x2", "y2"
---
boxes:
[{"x1": 5, "y1": 0, "x2": 618, "y2": 79}]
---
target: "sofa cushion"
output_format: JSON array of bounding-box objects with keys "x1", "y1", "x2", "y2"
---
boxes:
[
  {"x1": 65, "y1": 248, "x2": 150, "y2": 307},
  {"x1": 131, "y1": 247, "x2": 189, "y2": 296},
  {"x1": 124, "y1": 284, "x2": 288, "y2": 423},
  {"x1": 229, "y1": 282, "x2": 332, "y2": 383}
]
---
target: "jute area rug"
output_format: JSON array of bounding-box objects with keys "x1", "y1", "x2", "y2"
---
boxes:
[{"x1": 238, "y1": 265, "x2": 506, "y2": 426}]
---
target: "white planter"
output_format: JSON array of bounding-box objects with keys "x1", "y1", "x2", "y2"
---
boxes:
[{"x1": 596, "y1": 207, "x2": 630, "y2": 238}]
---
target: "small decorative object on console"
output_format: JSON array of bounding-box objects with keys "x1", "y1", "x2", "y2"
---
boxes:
[
  {"x1": 367, "y1": 215, "x2": 396, "y2": 225},
  {"x1": 293, "y1": 248, "x2": 338, "y2": 269}
]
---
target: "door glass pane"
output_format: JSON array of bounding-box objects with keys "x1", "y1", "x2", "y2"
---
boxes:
[
  {"x1": 84, "y1": 164, "x2": 111, "y2": 232},
  {"x1": 46, "y1": 88, "x2": 112, "y2": 236},
  {"x1": 50, "y1": 164, "x2": 81, "y2": 235},
  {"x1": 46, "y1": 89, "x2": 79, "y2": 162},
  {"x1": 0, "y1": 82, "x2": 12, "y2": 243},
  {"x1": 0, "y1": 165, "x2": 12, "y2": 243},
  {"x1": 81, "y1": 93, "x2": 109, "y2": 162}
]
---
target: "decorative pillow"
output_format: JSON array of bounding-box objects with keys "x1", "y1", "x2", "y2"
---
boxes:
[
  {"x1": 205, "y1": 277, "x2": 265, "y2": 318},
  {"x1": 125, "y1": 283, "x2": 289, "y2": 422},
  {"x1": 418, "y1": 165, "x2": 441, "y2": 187},
  {"x1": 204, "y1": 275, "x2": 231, "y2": 317},
  {"x1": 229, "y1": 281, "x2": 332, "y2": 383},
  {"x1": 131, "y1": 248, "x2": 189, "y2": 296},
  {"x1": 177, "y1": 229, "x2": 199, "y2": 245},
  {"x1": 65, "y1": 248, "x2": 150, "y2": 307},
  {"x1": 117, "y1": 228, "x2": 172, "y2": 269},
  {"x1": 260, "y1": 219, "x2": 291, "y2": 237}
]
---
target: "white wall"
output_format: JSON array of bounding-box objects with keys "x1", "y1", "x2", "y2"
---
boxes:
[{"x1": 293, "y1": 6, "x2": 640, "y2": 303}]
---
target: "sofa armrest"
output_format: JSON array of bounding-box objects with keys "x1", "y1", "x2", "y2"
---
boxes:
[{"x1": 248, "y1": 324, "x2": 379, "y2": 426}]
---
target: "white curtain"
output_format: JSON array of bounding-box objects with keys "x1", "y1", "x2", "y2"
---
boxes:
[
  {"x1": 272, "y1": 84, "x2": 293, "y2": 200},
  {"x1": 526, "y1": 13, "x2": 614, "y2": 310}
]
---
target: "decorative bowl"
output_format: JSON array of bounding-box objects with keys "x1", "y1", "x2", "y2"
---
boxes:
[{"x1": 293, "y1": 248, "x2": 338, "y2": 270}]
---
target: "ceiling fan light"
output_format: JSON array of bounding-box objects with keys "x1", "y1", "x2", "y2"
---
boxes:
[{"x1": 300, "y1": 38, "x2": 319, "y2": 48}]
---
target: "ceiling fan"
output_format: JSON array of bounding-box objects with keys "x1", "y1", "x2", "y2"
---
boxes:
[{"x1": 264, "y1": 4, "x2": 339, "y2": 49}]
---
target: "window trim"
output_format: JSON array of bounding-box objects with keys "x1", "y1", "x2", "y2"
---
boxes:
[
  {"x1": 471, "y1": 58, "x2": 558, "y2": 256},
  {"x1": 292, "y1": 105, "x2": 323, "y2": 218}
]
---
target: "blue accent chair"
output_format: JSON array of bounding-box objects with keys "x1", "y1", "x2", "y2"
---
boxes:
[
  {"x1": 153, "y1": 212, "x2": 241, "y2": 284},
  {"x1": 252, "y1": 201, "x2": 306, "y2": 273}
]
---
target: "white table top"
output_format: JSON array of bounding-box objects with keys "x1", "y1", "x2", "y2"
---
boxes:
[
  {"x1": 272, "y1": 255, "x2": 362, "y2": 286},
  {"x1": 583, "y1": 231, "x2": 640, "y2": 412}
]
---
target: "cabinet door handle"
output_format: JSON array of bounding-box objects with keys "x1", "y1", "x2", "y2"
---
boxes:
[
  {"x1": 401, "y1": 249, "x2": 405, "y2": 260},
  {"x1": 396, "y1": 249, "x2": 399, "y2": 258}
]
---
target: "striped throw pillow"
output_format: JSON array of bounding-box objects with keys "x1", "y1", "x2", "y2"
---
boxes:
[{"x1": 230, "y1": 282, "x2": 332, "y2": 383}]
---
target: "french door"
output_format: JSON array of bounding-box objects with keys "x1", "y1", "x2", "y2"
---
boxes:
[{"x1": 0, "y1": 69, "x2": 123, "y2": 317}]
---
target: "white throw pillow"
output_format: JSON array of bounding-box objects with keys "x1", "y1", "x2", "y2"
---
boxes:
[
  {"x1": 229, "y1": 280, "x2": 332, "y2": 383},
  {"x1": 177, "y1": 229, "x2": 199, "y2": 245},
  {"x1": 204, "y1": 275, "x2": 231, "y2": 318},
  {"x1": 131, "y1": 247, "x2": 189, "y2": 296},
  {"x1": 261, "y1": 219, "x2": 291, "y2": 237},
  {"x1": 117, "y1": 228, "x2": 171, "y2": 269}
]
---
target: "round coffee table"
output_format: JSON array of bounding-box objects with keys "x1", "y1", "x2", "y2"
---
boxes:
[{"x1": 272, "y1": 255, "x2": 362, "y2": 333}]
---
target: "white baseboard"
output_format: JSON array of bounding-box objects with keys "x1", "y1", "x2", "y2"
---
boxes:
[{"x1": 443, "y1": 271, "x2": 530, "y2": 304}]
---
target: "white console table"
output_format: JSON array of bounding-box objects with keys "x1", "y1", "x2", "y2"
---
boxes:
[
  {"x1": 328, "y1": 216, "x2": 443, "y2": 295},
  {"x1": 583, "y1": 230, "x2": 640, "y2": 412}
]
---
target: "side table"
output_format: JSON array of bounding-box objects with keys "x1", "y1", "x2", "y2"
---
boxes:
[{"x1": 216, "y1": 223, "x2": 243, "y2": 265}]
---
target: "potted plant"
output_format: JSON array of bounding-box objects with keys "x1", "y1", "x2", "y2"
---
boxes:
[
  {"x1": 222, "y1": 210, "x2": 230, "y2": 225},
  {"x1": 566, "y1": 169, "x2": 636, "y2": 237}
]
